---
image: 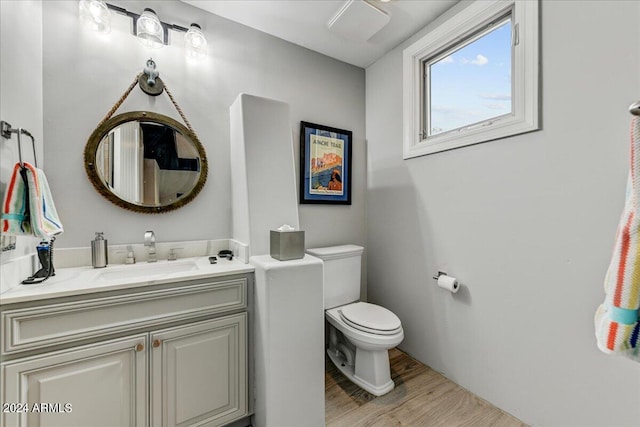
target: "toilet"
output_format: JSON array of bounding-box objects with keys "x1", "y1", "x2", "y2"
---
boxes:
[{"x1": 307, "y1": 245, "x2": 404, "y2": 396}]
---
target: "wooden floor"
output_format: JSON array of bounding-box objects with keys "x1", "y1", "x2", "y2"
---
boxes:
[{"x1": 325, "y1": 348, "x2": 527, "y2": 427}]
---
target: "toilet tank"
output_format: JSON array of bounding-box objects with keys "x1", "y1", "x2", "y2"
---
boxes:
[{"x1": 306, "y1": 245, "x2": 364, "y2": 309}]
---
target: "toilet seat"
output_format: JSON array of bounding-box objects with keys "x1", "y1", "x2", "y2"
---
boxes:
[{"x1": 338, "y1": 302, "x2": 402, "y2": 336}]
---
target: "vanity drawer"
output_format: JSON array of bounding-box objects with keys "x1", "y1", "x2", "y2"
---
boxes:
[{"x1": 2, "y1": 277, "x2": 247, "y2": 355}]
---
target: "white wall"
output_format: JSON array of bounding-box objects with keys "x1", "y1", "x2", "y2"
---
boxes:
[
  {"x1": 40, "y1": 0, "x2": 366, "y2": 251},
  {"x1": 0, "y1": 0, "x2": 43, "y2": 264},
  {"x1": 230, "y1": 94, "x2": 300, "y2": 258},
  {"x1": 366, "y1": 1, "x2": 640, "y2": 426}
]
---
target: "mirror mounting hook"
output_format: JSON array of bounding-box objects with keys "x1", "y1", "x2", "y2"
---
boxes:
[{"x1": 139, "y1": 58, "x2": 164, "y2": 96}]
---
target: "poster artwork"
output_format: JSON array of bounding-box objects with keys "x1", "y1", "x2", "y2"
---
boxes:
[{"x1": 309, "y1": 134, "x2": 344, "y2": 195}]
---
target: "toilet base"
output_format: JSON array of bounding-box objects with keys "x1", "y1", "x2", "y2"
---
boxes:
[{"x1": 327, "y1": 348, "x2": 395, "y2": 397}]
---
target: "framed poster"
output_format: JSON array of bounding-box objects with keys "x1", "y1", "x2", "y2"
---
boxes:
[{"x1": 300, "y1": 121, "x2": 352, "y2": 205}]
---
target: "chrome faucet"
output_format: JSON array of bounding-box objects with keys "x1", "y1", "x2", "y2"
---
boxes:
[{"x1": 144, "y1": 231, "x2": 156, "y2": 262}]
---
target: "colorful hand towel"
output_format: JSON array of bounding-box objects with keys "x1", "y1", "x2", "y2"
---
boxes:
[
  {"x1": 595, "y1": 117, "x2": 640, "y2": 362},
  {"x1": 23, "y1": 162, "x2": 63, "y2": 238},
  {"x1": 1, "y1": 162, "x2": 31, "y2": 235}
]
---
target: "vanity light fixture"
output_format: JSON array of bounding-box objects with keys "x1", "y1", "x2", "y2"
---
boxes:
[
  {"x1": 136, "y1": 8, "x2": 164, "y2": 49},
  {"x1": 78, "y1": 0, "x2": 111, "y2": 34},
  {"x1": 184, "y1": 23, "x2": 208, "y2": 60},
  {"x1": 79, "y1": 2, "x2": 208, "y2": 58}
]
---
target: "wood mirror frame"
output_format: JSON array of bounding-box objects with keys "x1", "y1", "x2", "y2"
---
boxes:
[{"x1": 84, "y1": 111, "x2": 208, "y2": 214}]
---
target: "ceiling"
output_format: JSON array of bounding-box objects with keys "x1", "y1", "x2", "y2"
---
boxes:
[{"x1": 181, "y1": 0, "x2": 459, "y2": 68}]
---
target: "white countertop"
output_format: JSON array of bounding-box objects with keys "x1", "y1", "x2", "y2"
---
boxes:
[{"x1": 0, "y1": 256, "x2": 254, "y2": 305}]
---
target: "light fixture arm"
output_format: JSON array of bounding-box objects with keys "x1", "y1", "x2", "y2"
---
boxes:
[
  {"x1": 104, "y1": 3, "x2": 137, "y2": 23},
  {"x1": 105, "y1": 2, "x2": 191, "y2": 45}
]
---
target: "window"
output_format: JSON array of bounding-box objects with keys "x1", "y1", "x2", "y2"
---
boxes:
[
  {"x1": 428, "y1": 13, "x2": 512, "y2": 136},
  {"x1": 402, "y1": 0, "x2": 539, "y2": 158}
]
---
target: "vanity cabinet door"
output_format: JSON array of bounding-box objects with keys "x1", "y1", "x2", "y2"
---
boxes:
[
  {"x1": 151, "y1": 313, "x2": 247, "y2": 427},
  {"x1": 1, "y1": 335, "x2": 148, "y2": 427}
]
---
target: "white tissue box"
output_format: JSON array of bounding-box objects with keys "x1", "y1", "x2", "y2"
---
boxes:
[{"x1": 270, "y1": 229, "x2": 305, "y2": 261}]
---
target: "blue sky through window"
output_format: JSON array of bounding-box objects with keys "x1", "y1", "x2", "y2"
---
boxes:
[{"x1": 429, "y1": 18, "x2": 512, "y2": 135}]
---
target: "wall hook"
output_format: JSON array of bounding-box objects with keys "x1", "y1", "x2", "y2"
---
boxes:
[{"x1": 139, "y1": 58, "x2": 164, "y2": 96}]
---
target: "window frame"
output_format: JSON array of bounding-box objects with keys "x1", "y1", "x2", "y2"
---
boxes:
[{"x1": 402, "y1": 0, "x2": 539, "y2": 159}]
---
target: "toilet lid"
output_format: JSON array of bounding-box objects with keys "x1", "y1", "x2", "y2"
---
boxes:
[{"x1": 339, "y1": 302, "x2": 402, "y2": 335}]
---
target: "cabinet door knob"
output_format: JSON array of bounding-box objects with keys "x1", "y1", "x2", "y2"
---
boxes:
[
  {"x1": 153, "y1": 339, "x2": 161, "y2": 348},
  {"x1": 135, "y1": 343, "x2": 144, "y2": 352}
]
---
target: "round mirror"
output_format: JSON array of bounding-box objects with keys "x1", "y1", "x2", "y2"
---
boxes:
[{"x1": 84, "y1": 111, "x2": 208, "y2": 213}]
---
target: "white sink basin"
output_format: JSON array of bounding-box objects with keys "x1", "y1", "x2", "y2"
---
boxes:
[{"x1": 95, "y1": 260, "x2": 200, "y2": 282}]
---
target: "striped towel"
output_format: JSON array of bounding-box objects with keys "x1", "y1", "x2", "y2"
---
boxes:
[
  {"x1": 595, "y1": 117, "x2": 640, "y2": 362},
  {"x1": 23, "y1": 162, "x2": 63, "y2": 238},
  {"x1": 1, "y1": 162, "x2": 31, "y2": 235}
]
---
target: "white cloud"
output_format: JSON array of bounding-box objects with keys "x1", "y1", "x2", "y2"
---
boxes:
[
  {"x1": 479, "y1": 94, "x2": 511, "y2": 101},
  {"x1": 485, "y1": 103, "x2": 510, "y2": 110},
  {"x1": 440, "y1": 56, "x2": 454, "y2": 64},
  {"x1": 471, "y1": 54, "x2": 488, "y2": 66},
  {"x1": 461, "y1": 54, "x2": 489, "y2": 66}
]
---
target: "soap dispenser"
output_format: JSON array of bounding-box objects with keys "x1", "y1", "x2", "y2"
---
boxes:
[{"x1": 91, "y1": 232, "x2": 108, "y2": 268}]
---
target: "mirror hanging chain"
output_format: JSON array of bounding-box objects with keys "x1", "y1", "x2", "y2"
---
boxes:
[
  {"x1": 97, "y1": 59, "x2": 197, "y2": 137},
  {"x1": 96, "y1": 73, "x2": 140, "y2": 130}
]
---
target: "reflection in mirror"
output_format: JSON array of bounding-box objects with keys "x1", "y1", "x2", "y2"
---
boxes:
[
  {"x1": 96, "y1": 121, "x2": 200, "y2": 205},
  {"x1": 85, "y1": 112, "x2": 207, "y2": 213}
]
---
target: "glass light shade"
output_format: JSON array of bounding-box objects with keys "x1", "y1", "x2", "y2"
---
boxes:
[
  {"x1": 136, "y1": 8, "x2": 163, "y2": 49},
  {"x1": 78, "y1": 0, "x2": 111, "y2": 34},
  {"x1": 184, "y1": 23, "x2": 207, "y2": 60}
]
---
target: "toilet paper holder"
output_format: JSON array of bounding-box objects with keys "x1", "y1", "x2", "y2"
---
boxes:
[
  {"x1": 432, "y1": 271, "x2": 447, "y2": 280},
  {"x1": 432, "y1": 271, "x2": 460, "y2": 293}
]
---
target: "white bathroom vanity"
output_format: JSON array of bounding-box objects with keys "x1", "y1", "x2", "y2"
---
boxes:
[{"x1": 0, "y1": 257, "x2": 253, "y2": 427}]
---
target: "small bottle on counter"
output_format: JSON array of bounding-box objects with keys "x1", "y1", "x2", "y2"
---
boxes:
[{"x1": 91, "y1": 232, "x2": 108, "y2": 268}]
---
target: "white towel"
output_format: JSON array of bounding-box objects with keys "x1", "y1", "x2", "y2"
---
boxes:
[
  {"x1": 2, "y1": 162, "x2": 64, "y2": 239},
  {"x1": 23, "y1": 162, "x2": 63, "y2": 238},
  {"x1": 595, "y1": 117, "x2": 640, "y2": 361},
  {"x1": 1, "y1": 163, "x2": 31, "y2": 235}
]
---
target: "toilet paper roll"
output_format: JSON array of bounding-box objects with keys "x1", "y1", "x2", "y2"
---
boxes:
[{"x1": 437, "y1": 275, "x2": 459, "y2": 293}]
